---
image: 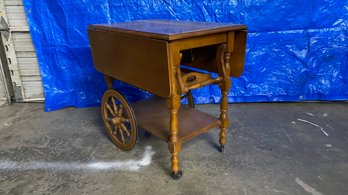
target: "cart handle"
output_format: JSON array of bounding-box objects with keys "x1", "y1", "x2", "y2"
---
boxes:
[{"x1": 176, "y1": 67, "x2": 222, "y2": 94}]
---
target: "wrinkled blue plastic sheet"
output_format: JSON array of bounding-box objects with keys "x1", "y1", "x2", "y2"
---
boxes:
[{"x1": 22, "y1": 0, "x2": 348, "y2": 111}]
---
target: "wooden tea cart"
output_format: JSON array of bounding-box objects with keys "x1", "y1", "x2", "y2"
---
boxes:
[{"x1": 88, "y1": 20, "x2": 247, "y2": 179}]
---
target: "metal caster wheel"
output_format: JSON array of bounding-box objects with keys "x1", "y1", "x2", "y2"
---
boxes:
[
  {"x1": 171, "y1": 170, "x2": 183, "y2": 180},
  {"x1": 220, "y1": 145, "x2": 225, "y2": 153}
]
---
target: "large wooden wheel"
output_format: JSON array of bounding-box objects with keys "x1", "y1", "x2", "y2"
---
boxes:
[
  {"x1": 181, "y1": 90, "x2": 195, "y2": 108},
  {"x1": 101, "y1": 89, "x2": 137, "y2": 151}
]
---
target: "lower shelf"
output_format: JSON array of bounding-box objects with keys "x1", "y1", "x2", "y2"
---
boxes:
[{"x1": 132, "y1": 97, "x2": 221, "y2": 143}]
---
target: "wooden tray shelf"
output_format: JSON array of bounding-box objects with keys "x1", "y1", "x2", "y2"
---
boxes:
[{"x1": 132, "y1": 97, "x2": 221, "y2": 143}]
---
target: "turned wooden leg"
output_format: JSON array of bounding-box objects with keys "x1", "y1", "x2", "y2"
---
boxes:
[
  {"x1": 167, "y1": 95, "x2": 182, "y2": 179},
  {"x1": 219, "y1": 52, "x2": 231, "y2": 153},
  {"x1": 104, "y1": 75, "x2": 113, "y2": 90},
  {"x1": 219, "y1": 84, "x2": 229, "y2": 152}
]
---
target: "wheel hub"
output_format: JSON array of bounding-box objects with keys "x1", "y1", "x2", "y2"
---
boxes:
[{"x1": 111, "y1": 117, "x2": 122, "y2": 125}]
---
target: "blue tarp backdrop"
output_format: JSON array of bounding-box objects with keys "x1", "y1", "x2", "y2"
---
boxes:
[{"x1": 22, "y1": 0, "x2": 348, "y2": 111}]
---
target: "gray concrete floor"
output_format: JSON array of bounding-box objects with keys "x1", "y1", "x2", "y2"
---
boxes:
[{"x1": 0, "y1": 102, "x2": 347, "y2": 194}]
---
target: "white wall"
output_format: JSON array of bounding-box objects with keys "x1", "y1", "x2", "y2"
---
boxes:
[
  {"x1": 0, "y1": 72, "x2": 7, "y2": 105},
  {"x1": 2, "y1": 0, "x2": 44, "y2": 101}
]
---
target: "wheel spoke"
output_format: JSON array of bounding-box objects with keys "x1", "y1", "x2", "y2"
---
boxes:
[
  {"x1": 111, "y1": 97, "x2": 118, "y2": 114},
  {"x1": 119, "y1": 126, "x2": 125, "y2": 144},
  {"x1": 121, "y1": 117, "x2": 129, "y2": 123},
  {"x1": 117, "y1": 104, "x2": 123, "y2": 117},
  {"x1": 112, "y1": 125, "x2": 119, "y2": 135},
  {"x1": 106, "y1": 104, "x2": 116, "y2": 117},
  {"x1": 105, "y1": 120, "x2": 112, "y2": 129},
  {"x1": 120, "y1": 123, "x2": 130, "y2": 137}
]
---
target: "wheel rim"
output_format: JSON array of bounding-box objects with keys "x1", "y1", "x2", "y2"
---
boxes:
[{"x1": 101, "y1": 90, "x2": 137, "y2": 151}]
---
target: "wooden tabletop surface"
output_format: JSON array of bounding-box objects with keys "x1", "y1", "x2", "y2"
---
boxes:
[{"x1": 89, "y1": 20, "x2": 247, "y2": 41}]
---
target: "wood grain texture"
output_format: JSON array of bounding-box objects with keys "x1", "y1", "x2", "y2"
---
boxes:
[
  {"x1": 131, "y1": 97, "x2": 220, "y2": 143},
  {"x1": 88, "y1": 29, "x2": 171, "y2": 98},
  {"x1": 90, "y1": 20, "x2": 247, "y2": 41},
  {"x1": 230, "y1": 30, "x2": 247, "y2": 77}
]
